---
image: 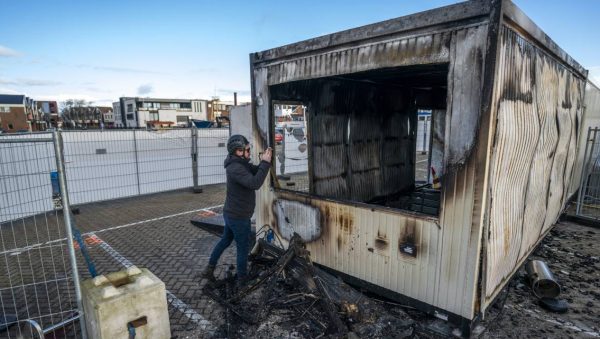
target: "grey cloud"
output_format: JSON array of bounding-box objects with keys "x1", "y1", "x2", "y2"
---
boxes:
[
  {"x1": 0, "y1": 45, "x2": 21, "y2": 57},
  {"x1": 137, "y1": 84, "x2": 153, "y2": 95},
  {"x1": 0, "y1": 77, "x2": 61, "y2": 86},
  {"x1": 90, "y1": 65, "x2": 164, "y2": 74}
]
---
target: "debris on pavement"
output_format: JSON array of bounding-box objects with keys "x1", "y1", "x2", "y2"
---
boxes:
[
  {"x1": 202, "y1": 232, "x2": 424, "y2": 338},
  {"x1": 196, "y1": 221, "x2": 600, "y2": 338}
]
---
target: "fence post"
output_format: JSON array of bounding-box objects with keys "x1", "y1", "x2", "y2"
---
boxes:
[
  {"x1": 577, "y1": 128, "x2": 598, "y2": 215},
  {"x1": 191, "y1": 127, "x2": 202, "y2": 193},
  {"x1": 53, "y1": 130, "x2": 88, "y2": 339},
  {"x1": 133, "y1": 129, "x2": 141, "y2": 195}
]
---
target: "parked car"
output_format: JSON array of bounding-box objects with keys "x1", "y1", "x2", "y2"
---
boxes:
[
  {"x1": 275, "y1": 132, "x2": 283, "y2": 144},
  {"x1": 275, "y1": 127, "x2": 284, "y2": 144}
]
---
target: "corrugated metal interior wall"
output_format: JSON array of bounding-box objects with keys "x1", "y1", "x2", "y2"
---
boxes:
[
  {"x1": 254, "y1": 23, "x2": 490, "y2": 320},
  {"x1": 484, "y1": 25, "x2": 586, "y2": 305},
  {"x1": 269, "y1": 68, "x2": 449, "y2": 202}
]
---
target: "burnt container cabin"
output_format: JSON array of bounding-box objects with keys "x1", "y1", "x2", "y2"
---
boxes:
[{"x1": 249, "y1": 0, "x2": 594, "y2": 332}]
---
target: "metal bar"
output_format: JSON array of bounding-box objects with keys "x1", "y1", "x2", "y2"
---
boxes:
[
  {"x1": 133, "y1": 129, "x2": 141, "y2": 195},
  {"x1": 191, "y1": 127, "x2": 201, "y2": 193},
  {"x1": 0, "y1": 138, "x2": 54, "y2": 143},
  {"x1": 43, "y1": 313, "x2": 81, "y2": 334},
  {"x1": 578, "y1": 128, "x2": 599, "y2": 216},
  {"x1": 576, "y1": 127, "x2": 594, "y2": 215},
  {"x1": 52, "y1": 130, "x2": 88, "y2": 339}
]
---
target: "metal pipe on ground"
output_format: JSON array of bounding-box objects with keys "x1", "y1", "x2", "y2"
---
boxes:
[{"x1": 525, "y1": 260, "x2": 561, "y2": 299}]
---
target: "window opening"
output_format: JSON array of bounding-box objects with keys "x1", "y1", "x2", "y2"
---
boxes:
[
  {"x1": 269, "y1": 63, "x2": 447, "y2": 216},
  {"x1": 272, "y1": 102, "x2": 309, "y2": 193}
]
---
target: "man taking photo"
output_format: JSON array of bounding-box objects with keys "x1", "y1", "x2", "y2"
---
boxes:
[{"x1": 202, "y1": 135, "x2": 272, "y2": 287}]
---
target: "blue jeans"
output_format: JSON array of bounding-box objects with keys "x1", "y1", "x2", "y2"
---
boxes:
[{"x1": 208, "y1": 215, "x2": 251, "y2": 278}]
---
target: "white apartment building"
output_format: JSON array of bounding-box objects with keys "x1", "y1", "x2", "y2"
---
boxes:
[
  {"x1": 112, "y1": 102, "x2": 124, "y2": 128},
  {"x1": 115, "y1": 97, "x2": 208, "y2": 128}
]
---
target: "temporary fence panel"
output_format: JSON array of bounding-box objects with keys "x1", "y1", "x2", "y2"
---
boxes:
[
  {"x1": 576, "y1": 127, "x2": 600, "y2": 219},
  {"x1": 134, "y1": 129, "x2": 193, "y2": 195},
  {"x1": 0, "y1": 135, "x2": 83, "y2": 338},
  {"x1": 62, "y1": 131, "x2": 139, "y2": 205},
  {"x1": 197, "y1": 128, "x2": 229, "y2": 186},
  {"x1": 570, "y1": 82, "x2": 600, "y2": 198},
  {"x1": 0, "y1": 133, "x2": 55, "y2": 223}
]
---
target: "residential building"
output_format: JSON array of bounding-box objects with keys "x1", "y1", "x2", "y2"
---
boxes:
[
  {"x1": 115, "y1": 97, "x2": 208, "y2": 128},
  {"x1": 102, "y1": 110, "x2": 115, "y2": 127},
  {"x1": 0, "y1": 94, "x2": 46, "y2": 132},
  {"x1": 207, "y1": 99, "x2": 234, "y2": 121},
  {"x1": 37, "y1": 100, "x2": 60, "y2": 128},
  {"x1": 62, "y1": 106, "x2": 113, "y2": 129},
  {"x1": 112, "y1": 102, "x2": 124, "y2": 128}
]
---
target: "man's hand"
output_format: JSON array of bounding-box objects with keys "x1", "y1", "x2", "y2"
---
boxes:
[{"x1": 260, "y1": 147, "x2": 273, "y2": 163}]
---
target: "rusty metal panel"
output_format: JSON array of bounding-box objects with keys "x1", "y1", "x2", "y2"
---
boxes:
[
  {"x1": 484, "y1": 26, "x2": 585, "y2": 306},
  {"x1": 265, "y1": 31, "x2": 452, "y2": 86}
]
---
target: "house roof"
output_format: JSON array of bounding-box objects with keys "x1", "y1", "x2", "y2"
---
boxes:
[{"x1": 0, "y1": 94, "x2": 25, "y2": 105}]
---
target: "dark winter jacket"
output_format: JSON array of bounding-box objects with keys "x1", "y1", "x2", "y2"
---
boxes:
[{"x1": 223, "y1": 154, "x2": 271, "y2": 219}]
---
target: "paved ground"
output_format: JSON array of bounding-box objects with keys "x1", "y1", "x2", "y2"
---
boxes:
[
  {"x1": 1, "y1": 185, "x2": 599, "y2": 338},
  {"x1": 0, "y1": 184, "x2": 229, "y2": 338}
]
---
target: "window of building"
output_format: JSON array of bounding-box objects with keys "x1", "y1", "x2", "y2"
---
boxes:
[
  {"x1": 180, "y1": 103, "x2": 191, "y2": 109},
  {"x1": 126, "y1": 114, "x2": 134, "y2": 120},
  {"x1": 0, "y1": 107, "x2": 9, "y2": 113},
  {"x1": 269, "y1": 63, "x2": 448, "y2": 216},
  {"x1": 176, "y1": 115, "x2": 189, "y2": 123},
  {"x1": 8, "y1": 124, "x2": 14, "y2": 130},
  {"x1": 127, "y1": 104, "x2": 133, "y2": 112}
]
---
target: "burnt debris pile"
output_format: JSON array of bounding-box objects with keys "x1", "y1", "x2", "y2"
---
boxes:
[{"x1": 203, "y1": 233, "x2": 420, "y2": 338}]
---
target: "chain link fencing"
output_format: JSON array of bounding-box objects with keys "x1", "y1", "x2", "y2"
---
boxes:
[
  {"x1": 0, "y1": 132, "x2": 83, "y2": 338},
  {"x1": 0, "y1": 127, "x2": 230, "y2": 338},
  {"x1": 576, "y1": 127, "x2": 600, "y2": 219}
]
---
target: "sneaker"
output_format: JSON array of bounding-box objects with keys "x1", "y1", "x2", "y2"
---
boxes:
[
  {"x1": 235, "y1": 276, "x2": 248, "y2": 291},
  {"x1": 201, "y1": 264, "x2": 216, "y2": 282}
]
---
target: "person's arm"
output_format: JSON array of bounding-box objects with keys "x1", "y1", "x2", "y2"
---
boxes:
[{"x1": 229, "y1": 161, "x2": 271, "y2": 190}]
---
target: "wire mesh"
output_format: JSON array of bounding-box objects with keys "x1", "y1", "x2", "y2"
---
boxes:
[
  {"x1": 1, "y1": 128, "x2": 231, "y2": 337},
  {"x1": 197, "y1": 128, "x2": 229, "y2": 186},
  {"x1": 0, "y1": 134, "x2": 81, "y2": 338},
  {"x1": 576, "y1": 127, "x2": 600, "y2": 219},
  {"x1": 62, "y1": 129, "x2": 194, "y2": 203}
]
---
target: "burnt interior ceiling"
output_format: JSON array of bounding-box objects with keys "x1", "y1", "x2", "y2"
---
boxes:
[{"x1": 270, "y1": 63, "x2": 448, "y2": 216}]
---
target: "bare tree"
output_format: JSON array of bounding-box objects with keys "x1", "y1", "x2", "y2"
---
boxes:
[{"x1": 60, "y1": 99, "x2": 94, "y2": 128}]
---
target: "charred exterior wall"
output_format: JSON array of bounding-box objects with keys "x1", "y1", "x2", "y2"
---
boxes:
[
  {"x1": 484, "y1": 25, "x2": 586, "y2": 306},
  {"x1": 253, "y1": 22, "x2": 491, "y2": 322}
]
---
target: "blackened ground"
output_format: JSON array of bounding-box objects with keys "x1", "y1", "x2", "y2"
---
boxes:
[
  {"x1": 476, "y1": 220, "x2": 599, "y2": 338},
  {"x1": 3, "y1": 185, "x2": 597, "y2": 338}
]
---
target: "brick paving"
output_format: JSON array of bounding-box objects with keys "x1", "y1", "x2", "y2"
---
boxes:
[{"x1": 1, "y1": 184, "x2": 230, "y2": 338}]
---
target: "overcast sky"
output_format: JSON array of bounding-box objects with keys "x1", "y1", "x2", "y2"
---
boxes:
[{"x1": 1, "y1": 0, "x2": 599, "y2": 106}]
